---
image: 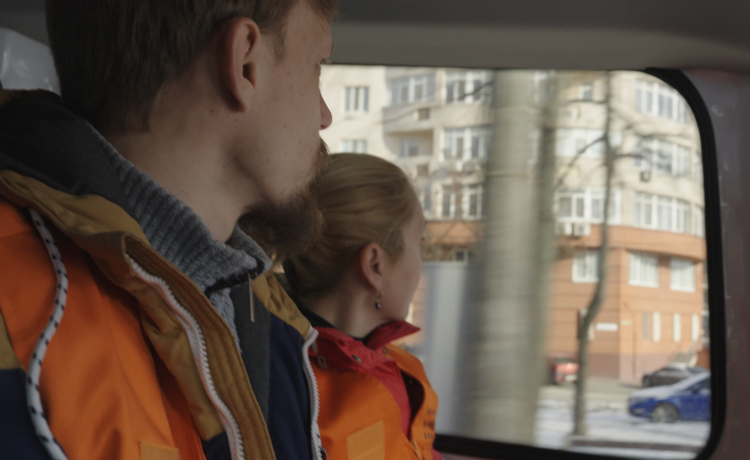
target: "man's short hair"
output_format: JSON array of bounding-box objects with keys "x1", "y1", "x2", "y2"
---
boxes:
[{"x1": 46, "y1": 0, "x2": 337, "y2": 133}]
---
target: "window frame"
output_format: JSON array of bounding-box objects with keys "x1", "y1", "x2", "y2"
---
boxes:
[
  {"x1": 671, "y1": 258, "x2": 697, "y2": 292},
  {"x1": 634, "y1": 191, "x2": 698, "y2": 234},
  {"x1": 400, "y1": 138, "x2": 421, "y2": 158},
  {"x1": 340, "y1": 139, "x2": 368, "y2": 154},
  {"x1": 462, "y1": 183, "x2": 484, "y2": 220},
  {"x1": 629, "y1": 251, "x2": 660, "y2": 288},
  {"x1": 572, "y1": 249, "x2": 600, "y2": 283},
  {"x1": 388, "y1": 74, "x2": 437, "y2": 106},
  {"x1": 653, "y1": 311, "x2": 662, "y2": 342},
  {"x1": 445, "y1": 70, "x2": 493, "y2": 104},
  {"x1": 343, "y1": 86, "x2": 370, "y2": 113},
  {"x1": 443, "y1": 126, "x2": 492, "y2": 161},
  {"x1": 386, "y1": 70, "x2": 725, "y2": 460},
  {"x1": 635, "y1": 78, "x2": 690, "y2": 124},
  {"x1": 556, "y1": 187, "x2": 621, "y2": 224},
  {"x1": 673, "y1": 312, "x2": 682, "y2": 342}
]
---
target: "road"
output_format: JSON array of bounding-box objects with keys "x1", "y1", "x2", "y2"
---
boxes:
[{"x1": 535, "y1": 378, "x2": 711, "y2": 459}]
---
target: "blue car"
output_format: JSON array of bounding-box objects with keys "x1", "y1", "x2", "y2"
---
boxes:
[{"x1": 628, "y1": 372, "x2": 710, "y2": 423}]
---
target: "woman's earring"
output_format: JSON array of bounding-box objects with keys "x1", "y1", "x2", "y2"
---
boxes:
[{"x1": 375, "y1": 290, "x2": 383, "y2": 309}]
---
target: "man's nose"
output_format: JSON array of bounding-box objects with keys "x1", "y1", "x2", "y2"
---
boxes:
[{"x1": 320, "y1": 93, "x2": 332, "y2": 130}]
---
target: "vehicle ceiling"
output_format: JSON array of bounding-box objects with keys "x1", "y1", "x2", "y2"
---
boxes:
[{"x1": 2, "y1": 0, "x2": 750, "y2": 71}]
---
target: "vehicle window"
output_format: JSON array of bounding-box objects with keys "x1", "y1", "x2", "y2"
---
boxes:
[{"x1": 320, "y1": 67, "x2": 711, "y2": 459}]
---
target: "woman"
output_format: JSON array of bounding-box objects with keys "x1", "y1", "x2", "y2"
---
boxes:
[{"x1": 283, "y1": 153, "x2": 441, "y2": 460}]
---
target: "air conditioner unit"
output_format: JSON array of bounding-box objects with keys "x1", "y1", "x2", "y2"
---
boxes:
[
  {"x1": 572, "y1": 223, "x2": 591, "y2": 237},
  {"x1": 640, "y1": 169, "x2": 652, "y2": 182},
  {"x1": 555, "y1": 222, "x2": 574, "y2": 236}
]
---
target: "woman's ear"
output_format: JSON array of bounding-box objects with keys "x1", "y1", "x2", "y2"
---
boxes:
[
  {"x1": 217, "y1": 17, "x2": 263, "y2": 112},
  {"x1": 358, "y1": 243, "x2": 386, "y2": 294}
]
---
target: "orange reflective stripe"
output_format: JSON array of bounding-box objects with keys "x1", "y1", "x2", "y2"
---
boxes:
[{"x1": 140, "y1": 442, "x2": 180, "y2": 460}]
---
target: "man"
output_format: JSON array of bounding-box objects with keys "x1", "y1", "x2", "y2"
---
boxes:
[{"x1": 0, "y1": 0, "x2": 336, "y2": 459}]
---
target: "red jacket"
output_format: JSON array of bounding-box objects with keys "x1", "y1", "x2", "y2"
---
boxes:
[{"x1": 306, "y1": 315, "x2": 441, "y2": 460}]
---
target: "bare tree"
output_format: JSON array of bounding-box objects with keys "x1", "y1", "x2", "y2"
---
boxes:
[{"x1": 572, "y1": 72, "x2": 615, "y2": 436}]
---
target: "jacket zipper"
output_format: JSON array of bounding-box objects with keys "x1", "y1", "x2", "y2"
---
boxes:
[
  {"x1": 127, "y1": 256, "x2": 245, "y2": 460},
  {"x1": 302, "y1": 327, "x2": 323, "y2": 460}
]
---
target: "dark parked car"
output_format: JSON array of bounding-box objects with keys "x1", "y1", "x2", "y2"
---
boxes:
[
  {"x1": 642, "y1": 364, "x2": 708, "y2": 387},
  {"x1": 547, "y1": 356, "x2": 578, "y2": 385},
  {"x1": 628, "y1": 372, "x2": 710, "y2": 423}
]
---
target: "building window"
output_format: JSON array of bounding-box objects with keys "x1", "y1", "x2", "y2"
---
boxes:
[
  {"x1": 388, "y1": 74, "x2": 436, "y2": 105},
  {"x1": 344, "y1": 86, "x2": 369, "y2": 113},
  {"x1": 580, "y1": 81, "x2": 593, "y2": 101},
  {"x1": 634, "y1": 192, "x2": 654, "y2": 227},
  {"x1": 657, "y1": 196, "x2": 673, "y2": 230},
  {"x1": 634, "y1": 192, "x2": 692, "y2": 234},
  {"x1": 653, "y1": 312, "x2": 662, "y2": 342},
  {"x1": 676, "y1": 200, "x2": 691, "y2": 234},
  {"x1": 400, "y1": 139, "x2": 420, "y2": 158},
  {"x1": 635, "y1": 80, "x2": 654, "y2": 113},
  {"x1": 556, "y1": 188, "x2": 620, "y2": 223},
  {"x1": 534, "y1": 70, "x2": 552, "y2": 102},
  {"x1": 446, "y1": 70, "x2": 493, "y2": 104},
  {"x1": 629, "y1": 252, "x2": 659, "y2": 287},
  {"x1": 416, "y1": 108, "x2": 430, "y2": 120},
  {"x1": 694, "y1": 151, "x2": 704, "y2": 183},
  {"x1": 670, "y1": 258, "x2": 696, "y2": 292},
  {"x1": 674, "y1": 145, "x2": 691, "y2": 177},
  {"x1": 642, "y1": 312, "x2": 650, "y2": 340},
  {"x1": 673, "y1": 313, "x2": 682, "y2": 342},
  {"x1": 656, "y1": 140, "x2": 673, "y2": 175},
  {"x1": 694, "y1": 205, "x2": 705, "y2": 238},
  {"x1": 463, "y1": 184, "x2": 484, "y2": 219},
  {"x1": 636, "y1": 137, "x2": 692, "y2": 179},
  {"x1": 635, "y1": 79, "x2": 689, "y2": 123},
  {"x1": 691, "y1": 314, "x2": 701, "y2": 342},
  {"x1": 441, "y1": 185, "x2": 457, "y2": 218},
  {"x1": 573, "y1": 250, "x2": 599, "y2": 283},
  {"x1": 556, "y1": 128, "x2": 621, "y2": 158},
  {"x1": 419, "y1": 186, "x2": 432, "y2": 216},
  {"x1": 453, "y1": 248, "x2": 470, "y2": 262},
  {"x1": 340, "y1": 139, "x2": 368, "y2": 154},
  {"x1": 416, "y1": 163, "x2": 430, "y2": 177},
  {"x1": 443, "y1": 126, "x2": 491, "y2": 160}
]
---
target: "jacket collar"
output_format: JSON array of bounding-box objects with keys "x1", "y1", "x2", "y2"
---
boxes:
[
  {"x1": 302, "y1": 306, "x2": 420, "y2": 370},
  {"x1": 0, "y1": 90, "x2": 130, "y2": 211}
]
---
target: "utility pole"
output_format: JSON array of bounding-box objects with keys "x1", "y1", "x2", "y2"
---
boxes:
[{"x1": 456, "y1": 71, "x2": 557, "y2": 442}]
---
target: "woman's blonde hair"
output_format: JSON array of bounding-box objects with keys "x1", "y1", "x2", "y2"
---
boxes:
[{"x1": 283, "y1": 153, "x2": 419, "y2": 303}]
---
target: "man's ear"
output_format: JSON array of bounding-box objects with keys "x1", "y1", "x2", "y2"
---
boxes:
[
  {"x1": 359, "y1": 243, "x2": 386, "y2": 294},
  {"x1": 218, "y1": 17, "x2": 263, "y2": 112}
]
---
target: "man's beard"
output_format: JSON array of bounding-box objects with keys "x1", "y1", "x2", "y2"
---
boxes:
[{"x1": 238, "y1": 139, "x2": 331, "y2": 261}]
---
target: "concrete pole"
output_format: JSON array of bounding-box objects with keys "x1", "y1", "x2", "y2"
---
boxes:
[{"x1": 455, "y1": 71, "x2": 553, "y2": 443}]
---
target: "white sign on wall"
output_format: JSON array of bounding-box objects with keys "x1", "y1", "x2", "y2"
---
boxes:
[{"x1": 595, "y1": 322, "x2": 619, "y2": 332}]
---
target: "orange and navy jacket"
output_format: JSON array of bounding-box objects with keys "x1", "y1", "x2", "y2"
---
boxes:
[
  {"x1": 303, "y1": 309, "x2": 441, "y2": 460},
  {"x1": 0, "y1": 90, "x2": 323, "y2": 459}
]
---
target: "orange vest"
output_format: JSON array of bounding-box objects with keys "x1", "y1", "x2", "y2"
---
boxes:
[{"x1": 309, "y1": 323, "x2": 440, "y2": 460}]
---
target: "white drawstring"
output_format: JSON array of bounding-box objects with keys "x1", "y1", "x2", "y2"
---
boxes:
[{"x1": 27, "y1": 209, "x2": 68, "y2": 460}]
